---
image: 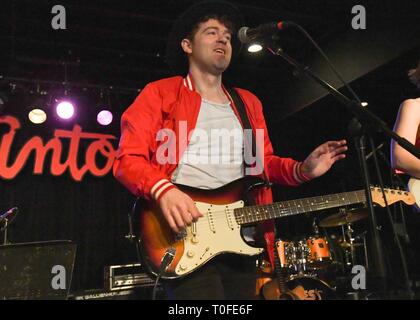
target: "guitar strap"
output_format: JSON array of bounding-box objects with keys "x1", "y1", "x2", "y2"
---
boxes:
[
  {"x1": 226, "y1": 87, "x2": 257, "y2": 175},
  {"x1": 227, "y1": 87, "x2": 273, "y2": 255}
]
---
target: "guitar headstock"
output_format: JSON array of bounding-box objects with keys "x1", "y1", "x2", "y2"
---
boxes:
[{"x1": 370, "y1": 187, "x2": 416, "y2": 207}]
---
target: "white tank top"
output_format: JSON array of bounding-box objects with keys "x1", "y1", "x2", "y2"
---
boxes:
[{"x1": 172, "y1": 99, "x2": 244, "y2": 189}]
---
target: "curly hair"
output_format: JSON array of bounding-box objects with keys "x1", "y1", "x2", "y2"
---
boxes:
[
  {"x1": 185, "y1": 14, "x2": 236, "y2": 41},
  {"x1": 408, "y1": 60, "x2": 420, "y2": 89}
]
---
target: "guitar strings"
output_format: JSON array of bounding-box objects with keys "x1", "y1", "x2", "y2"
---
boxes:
[
  {"x1": 173, "y1": 189, "x2": 407, "y2": 228},
  {"x1": 187, "y1": 201, "x2": 354, "y2": 227}
]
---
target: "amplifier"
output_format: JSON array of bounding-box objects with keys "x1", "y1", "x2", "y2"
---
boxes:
[
  {"x1": 70, "y1": 286, "x2": 165, "y2": 300},
  {"x1": 70, "y1": 288, "x2": 140, "y2": 300},
  {"x1": 104, "y1": 263, "x2": 156, "y2": 291}
]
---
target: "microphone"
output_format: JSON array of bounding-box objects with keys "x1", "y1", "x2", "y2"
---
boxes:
[
  {"x1": 159, "y1": 247, "x2": 176, "y2": 274},
  {"x1": 237, "y1": 21, "x2": 291, "y2": 44},
  {"x1": 0, "y1": 207, "x2": 18, "y2": 223}
]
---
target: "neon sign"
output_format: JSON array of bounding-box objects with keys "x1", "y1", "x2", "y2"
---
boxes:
[{"x1": 0, "y1": 115, "x2": 117, "y2": 181}]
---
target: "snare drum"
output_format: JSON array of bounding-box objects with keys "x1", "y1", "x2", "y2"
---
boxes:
[{"x1": 306, "y1": 237, "x2": 332, "y2": 267}]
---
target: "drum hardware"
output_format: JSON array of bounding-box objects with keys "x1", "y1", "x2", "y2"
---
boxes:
[
  {"x1": 257, "y1": 216, "x2": 370, "y2": 300},
  {"x1": 257, "y1": 238, "x2": 339, "y2": 300},
  {"x1": 337, "y1": 223, "x2": 369, "y2": 269},
  {"x1": 274, "y1": 236, "x2": 333, "y2": 275},
  {"x1": 256, "y1": 258, "x2": 272, "y2": 274},
  {"x1": 275, "y1": 239, "x2": 311, "y2": 275},
  {"x1": 319, "y1": 207, "x2": 369, "y2": 271},
  {"x1": 261, "y1": 240, "x2": 335, "y2": 300},
  {"x1": 337, "y1": 222, "x2": 354, "y2": 267},
  {"x1": 271, "y1": 241, "x2": 300, "y2": 300}
]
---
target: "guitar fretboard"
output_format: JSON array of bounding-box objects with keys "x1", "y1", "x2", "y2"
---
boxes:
[{"x1": 234, "y1": 189, "x2": 367, "y2": 225}]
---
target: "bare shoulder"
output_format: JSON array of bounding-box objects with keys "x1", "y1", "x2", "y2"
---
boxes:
[{"x1": 400, "y1": 98, "x2": 420, "y2": 113}]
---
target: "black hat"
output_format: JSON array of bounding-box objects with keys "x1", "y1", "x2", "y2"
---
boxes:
[{"x1": 165, "y1": 0, "x2": 244, "y2": 75}]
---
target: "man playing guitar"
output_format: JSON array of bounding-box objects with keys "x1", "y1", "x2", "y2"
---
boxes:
[{"x1": 113, "y1": 0, "x2": 347, "y2": 299}]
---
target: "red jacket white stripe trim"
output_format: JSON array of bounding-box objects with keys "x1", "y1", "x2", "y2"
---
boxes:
[
  {"x1": 151, "y1": 179, "x2": 171, "y2": 198},
  {"x1": 154, "y1": 182, "x2": 176, "y2": 201},
  {"x1": 186, "y1": 74, "x2": 193, "y2": 91}
]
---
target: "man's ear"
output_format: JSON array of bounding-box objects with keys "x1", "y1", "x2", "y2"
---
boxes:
[{"x1": 181, "y1": 38, "x2": 192, "y2": 54}]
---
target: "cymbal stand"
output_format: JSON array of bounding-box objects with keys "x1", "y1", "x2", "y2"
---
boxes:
[
  {"x1": 346, "y1": 224, "x2": 356, "y2": 267},
  {"x1": 362, "y1": 233, "x2": 369, "y2": 270}
]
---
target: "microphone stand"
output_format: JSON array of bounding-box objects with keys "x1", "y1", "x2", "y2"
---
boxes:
[
  {"x1": 266, "y1": 42, "x2": 420, "y2": 297},
  {"x1": 2, "y1": 219, "x2": 9, "y2": 245},
  {"x1": 348, "y1": 120, "x2": 388, "y2": 291},
  {"x1": 1, "y1": 207, "x2": 18, "y2": 245}
]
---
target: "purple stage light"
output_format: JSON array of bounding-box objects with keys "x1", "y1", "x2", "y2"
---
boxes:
[
  {"x1": 56, "y1": 101, "x2": 75, "y2": 119},
  {"x1": 97, "y1": 110, "x2": 113, "y2": 126}
]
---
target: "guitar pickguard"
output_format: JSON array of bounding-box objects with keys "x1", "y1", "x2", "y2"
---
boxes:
[{"x1": 174, "y1": 200, "x2": 264, "y2": 276}]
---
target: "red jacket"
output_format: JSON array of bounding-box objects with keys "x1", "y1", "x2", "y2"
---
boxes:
[{"x1": 113, "y1": 74, "x2": 309, "y2": 266}]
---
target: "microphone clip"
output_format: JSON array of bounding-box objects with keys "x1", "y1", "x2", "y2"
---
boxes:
[{"x1": 0, "y1": 207, "x2": 18, "y2": 231}]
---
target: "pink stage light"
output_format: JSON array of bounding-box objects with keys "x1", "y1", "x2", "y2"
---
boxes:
[
  {"x1": 97, "y1": 110, "x2": 113, "y2": 126},
  {"x1": 56, "y1": 101, "x2": 75, "y2": 119}
]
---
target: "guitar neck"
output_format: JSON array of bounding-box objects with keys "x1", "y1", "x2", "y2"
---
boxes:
[{"x1": 234, "y1": 189, "x2": 367, "y2": 225}]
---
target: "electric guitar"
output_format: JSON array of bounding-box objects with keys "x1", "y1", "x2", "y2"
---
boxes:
[
  {"x1": 408, "y1": 177, "x2": 420, "y2": 210},
  {"x1": 138, "y1": 177, "x2": 415, "y2": 279}
]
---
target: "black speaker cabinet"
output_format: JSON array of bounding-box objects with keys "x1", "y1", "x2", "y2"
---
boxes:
[{"x1": 0, "y1": 240, "x2": 77, "y2": 300}]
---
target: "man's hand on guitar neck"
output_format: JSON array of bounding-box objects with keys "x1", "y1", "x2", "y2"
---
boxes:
[{"x1": 158, "y1": 188, "x2": 203, "y2": 233}]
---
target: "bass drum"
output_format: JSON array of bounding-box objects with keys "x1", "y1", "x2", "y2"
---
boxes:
[{"x1": 286, "y1": 276, "x2": 337, "y2": 300}]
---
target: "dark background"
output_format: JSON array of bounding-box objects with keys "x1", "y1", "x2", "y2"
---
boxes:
[{"x1": 1, "y1": 0, "x2": 420, "y2": 294}]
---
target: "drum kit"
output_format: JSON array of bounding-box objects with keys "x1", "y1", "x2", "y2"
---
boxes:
[{"x1": 259, "y1": 206, "x2": 370, "y2": 300}]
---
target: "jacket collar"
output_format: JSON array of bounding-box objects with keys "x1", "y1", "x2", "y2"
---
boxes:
[
  {"x1": 183, "y1": 73, "x2": 195, "y2": 92},
  {"x1": 183, "y1": 73, "x2": 235, "y2": 107}
]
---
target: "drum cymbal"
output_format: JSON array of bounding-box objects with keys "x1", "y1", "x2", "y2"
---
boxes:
[
  {"x1": 338, "y1": 240, "x2": 364, "y2": 248},
  {"x1": 319, "y1": 208, "x2": 368, "y2": 228}
]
